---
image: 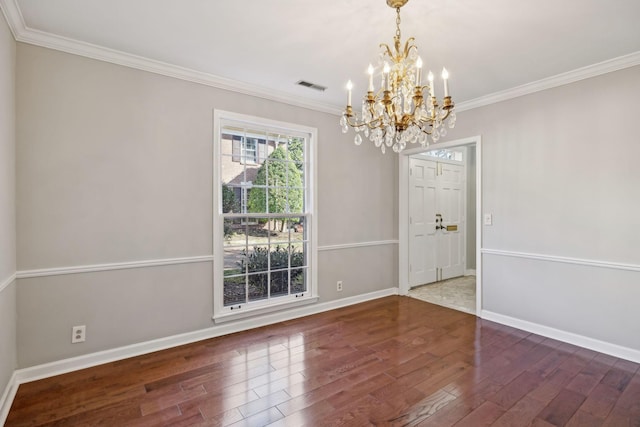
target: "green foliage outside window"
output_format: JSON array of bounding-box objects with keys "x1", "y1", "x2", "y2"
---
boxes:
[
  {"x1": 239, "y1": 245, "x2": 305, "y2": 297},
  {"x1": 247, "y1": 146, "x2": 303, "y2": 231},
  {"x1": 288, "y1": 138, "x2": 304, "y2": 172}
]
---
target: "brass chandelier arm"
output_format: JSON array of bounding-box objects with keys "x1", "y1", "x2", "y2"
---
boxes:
[
  {"x1": 380, "y1": 43, "x2": 395, "y2": 60},
  {"x1": 344, "y1": 106, "x2": 385, "y2": 130},
  {"x1": 402, "y1": 38, "x2": 416, "y2": 60},
  {"x1": 380, "y1": 39, "x2": 416, "y2": 64}
]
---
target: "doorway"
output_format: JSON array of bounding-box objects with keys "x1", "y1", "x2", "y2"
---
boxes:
[
  {"x1": 398, "y1": 136, "x2": 482, "y2": 315},
  {"x1": 408, "y1": 153, "x2": 465, "y2": 287}
]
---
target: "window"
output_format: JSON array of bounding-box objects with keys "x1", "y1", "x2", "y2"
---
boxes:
[
  {"x1": 214, "y1": 111, "x2": 317, "y2": 321},
  {"x1": 231, "y1": 136, "x2": 268, "y2": 164},
  {"x1": 423, "y1": 148, "x2": 463, "y2": 162}
]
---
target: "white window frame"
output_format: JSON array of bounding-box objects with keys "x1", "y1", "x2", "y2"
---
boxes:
[{"x1": 213, "y1": 110, "x2": 318, "y2": 322}]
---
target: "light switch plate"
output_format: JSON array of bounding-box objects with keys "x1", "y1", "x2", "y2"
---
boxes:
[{"x1": 483, "y1": 213, "x2": 493, "y2": 226}]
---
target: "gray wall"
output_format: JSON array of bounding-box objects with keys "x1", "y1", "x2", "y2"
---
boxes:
[
  {"x1": 450, "y1": 65, "x2": 640, "y2": 351},
  {"x1": 0, "y1": 13, "x2": 17, "y2": 395},
  {"x1": 15, "y1": 43, "x2": 398, "y2": 367}
]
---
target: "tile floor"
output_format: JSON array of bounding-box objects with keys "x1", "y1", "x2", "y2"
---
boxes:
[{"x1": 408, "y1": 275, "x2": 476, "y2": 314}]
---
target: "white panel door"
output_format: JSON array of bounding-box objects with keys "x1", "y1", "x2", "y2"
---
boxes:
[
  {"x1": 409, "y1": 157, "x2": 465, "y2": 287},
  {"x1": 409, "y1": 158, "x2": 437, "y2": 287},
  {"x1": 437, "y1": 162, "x2": 465, "y2": 280}
]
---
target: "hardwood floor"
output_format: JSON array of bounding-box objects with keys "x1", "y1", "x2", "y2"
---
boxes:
[{"x1": 6, "y1": 296, "x2": 640, "y2": 426}]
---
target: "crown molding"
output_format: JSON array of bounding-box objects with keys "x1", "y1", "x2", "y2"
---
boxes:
[
  {"x1": 2, "y1": 0, "x2": 639, "y2": 116},
  {"x1": 0, "y1": 0, "x2": 22, "y2": 39},
  {"x1": 0, "y1": 0, "x2": 342, "y2": 116},
  {"x1": 456, "y1": 51, "x2": 640, "y2": 112}
]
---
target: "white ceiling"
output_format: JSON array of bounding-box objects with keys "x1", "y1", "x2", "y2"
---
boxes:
[{"x1": 5, "y1": 0, "x2": 640, "y2": 112}]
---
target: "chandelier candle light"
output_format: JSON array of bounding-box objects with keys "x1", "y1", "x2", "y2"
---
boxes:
[{"x1": 339, "y1": 0, "x2": 456, "y2": 154}]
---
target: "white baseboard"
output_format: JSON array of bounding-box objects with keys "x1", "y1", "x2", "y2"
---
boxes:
[
  {"x1": 464, "y1": 269, "x2": 476, "y2": 276},
  {"x1": 0, "y1": 372, "x2": 18, "y2": 426},
  {"x1": 13, "y1": 287, "x2": 399, "y2": 387},
  {"x1": 481, "y1": 310, "x2": 640, "y2": 364}
]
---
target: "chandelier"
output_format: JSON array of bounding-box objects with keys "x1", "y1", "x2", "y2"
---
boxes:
[{"x1": 339, "y1": 0, "x2": 456, "y2": 154}]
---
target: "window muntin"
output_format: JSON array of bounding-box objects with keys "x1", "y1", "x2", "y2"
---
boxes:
[{"x1": 215, "y1": 112, "x2": 315, "y2": 318}]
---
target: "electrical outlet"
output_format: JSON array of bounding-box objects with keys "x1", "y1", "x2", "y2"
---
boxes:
[
  {"x1": 337, "y1": 281, "x2": 343, "y2": 292},
  {"x1": 72, "y1": 325, "x2": 86, "y2": 343}
]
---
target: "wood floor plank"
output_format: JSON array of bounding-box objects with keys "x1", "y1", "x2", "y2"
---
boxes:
[
  {"x1": 537, "y1": 388, "x2": 587, "y2": 426},
  {"x1": 614, "y1": 372, "x2": 640, "y2": 410},
  {"x1": 565, "y1": 409, "x2": 605, "y2": 427},
  {"x1": 491, "y1": 395, "x2": 547, "y2": 427},
  {"x1": 579, "y1": 383, "x2": 621, "y2": 420},
  {"x1": 453, "y1": 400, "x2": 506, "y2": 427},
  {"x1": 269, "y1": 399, "x2": 334, "y2": 427},
  {"x1": 565, "y1": 359, "x2": 610, "y2": 396},
  {"x1": 487, "y1": 370, "x2": 544, "y2": 410},
  {"x1": 6, "y1": 296, "x2": 640, "y2": 426},
  {"x1": 386, "y1": 388, "x2": 458, "y2": 426}
]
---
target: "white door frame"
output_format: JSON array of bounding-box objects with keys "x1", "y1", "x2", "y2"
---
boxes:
[{"x1": 399, "y1": 135, "x2": 483, "y2": 315}]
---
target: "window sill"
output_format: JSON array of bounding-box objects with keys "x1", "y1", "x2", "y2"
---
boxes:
[{"x1": 213, "y1": 295, "x2": 319, "y2": 324}]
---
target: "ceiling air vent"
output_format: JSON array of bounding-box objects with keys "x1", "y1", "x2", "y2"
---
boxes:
[{"x1": 296, "y1": 80, "x2": 327, "y2": 92}]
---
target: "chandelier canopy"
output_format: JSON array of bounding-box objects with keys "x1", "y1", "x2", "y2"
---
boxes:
[{"x1": 339, "y1": 0, "x2": 457, "y2": 154}]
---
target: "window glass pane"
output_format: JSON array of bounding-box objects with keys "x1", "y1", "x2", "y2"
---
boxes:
[
  {"x1": 290, "y1": 242, "x2": 306, "y2": 268},
  {"x1": 224, "y1": 275, "x2": 246, "y2": 306},
  {"x1": 225, "y1": 218, "x2": 272, "y2": 247},
  {"x1": 220, "y1": 136, "x2": 234, "y2": 159},
  {"x1": 224, "y1": 247, "x2": 245, "y2": 277},
  {"x1": 424, "y1": 148, "x2": 463, "y2": 162},
  {"x1": 248, "y1": 273, "x2": 268, "y2": 302},
  {"x1": 285, "y1": 186, "x2": 303, "y2": 214},
  {"x1": 291, "y1": 268, "x2": 306, "y2": 294},
  {"x1": 287, "y1": 137, "x2": 305, "y2": 165},
  {"x1": 247, "y1": 219, "x2": 269, "y2": 246},
  {"x1": 245, "y1": 245, "x2": 270, "y2": 274},
  {"x1": 247, "y1": 187, "x2": 267, "y2": 214},
  {"x1": 270, "y1": 244, "x2": 290, "y2": 270},
  {"x1": 269, "y1": 220, "x2": 289, "y2": 244},
  {"x1": 223, "y1": 218, "x2": 239, "y2": 245},
  {"x1": 221, "y1": 185, "x2": 242, "y2": 214},
  {"x1": 270, "y1": 269, "x2": 289, "y2": 298},
  {"x1": 221, "y1": 154, "x2": 245, "y2": 186},
  {"x1": 264, "y1": 158, "x2": 282, "y2": 213},
  {"x1": 291, "y1": 218, "x2": 305, "y2": 243}
]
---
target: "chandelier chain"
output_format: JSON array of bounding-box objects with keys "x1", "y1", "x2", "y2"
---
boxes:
[{"x1": 395, "y1": 8, "x2": 402, "y2": 41}]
